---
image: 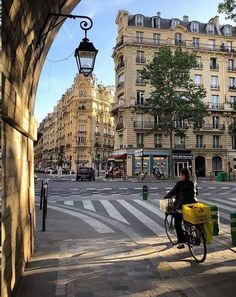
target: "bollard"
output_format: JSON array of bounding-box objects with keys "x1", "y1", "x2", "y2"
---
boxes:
[
  {"x1": 40, "y1": 180, "x2": 44, "y2": 210},
  {"x1": 210, "y1": 205, "x2": 220, "y2": 235},
  {"x1": 143, "y1": 185, "x2": 148, "y2": 200},
  {"x1": 230, "y1": 212, "x2": 236, "y2": 246}
]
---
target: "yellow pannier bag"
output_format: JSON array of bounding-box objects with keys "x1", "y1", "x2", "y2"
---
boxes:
[
  {"x1": 203, "y1": 221, "x2": 213, "y2": 244},
  {"x1": 182, "y1": 202, "x2": 211, "y2": 224}
]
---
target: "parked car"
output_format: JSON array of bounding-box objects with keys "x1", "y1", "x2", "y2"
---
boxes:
[{"x1": 76, "y1": 167, "x2": 95, "y2": 181}]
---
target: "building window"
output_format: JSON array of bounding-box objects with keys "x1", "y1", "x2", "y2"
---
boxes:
[
  {"x1": 207, "y1": 23, "x2": 215, "y2": 34},
  {"x1": 117, "y1": 73, "x2": 124, "y2": 88},
  {"x1": 136, "y1": 51, "x2": 145, "y2": 63},
  {"x1": 175, "y1": 33, "x2": 182, "y2": 45},
  {"x1": 191, "y1": 22, "x2": 199, "y2": 33},
  {"x1": 137, "y1": 133, "x2": 144, "y2": 147},
  {"x1": 211, "y1": 95, "x2": 219, "y2": 109},
  {"x1": 210, "y1": 57, "x2": 218, "y2": 69},
  {"x1": 117, "y1": 92, "x2": 124, "y2": 101},
  {"x1": 174, "y1": 136, "x2": 185, "y2": 148},
  {"x1": 192, "y1": 37, "x2": 200, "y2": 48},
  {"x1": 212, "y1": 156, "x2": 222, "y2": 170},
  {"x1": 135, "y1": 15, "x2": 144, "y2": 26},
  {"x1": 228, "y1": 59, "x2": 235, "y2": 71},
  {"x1": 211, "y1": 76, "x2": 219, "y2": 89},
  {"x1": 208, "y1": 39, "x2": 215, "y2": 50},
  {"x1": 224, "y1": 25, "x2": 232, "y2": 36},
  {"x1": 194, "y1": 74, "x2": 202, "y2": 87},
  {"x1": 153, "y1": 33, "x2": 160, "y2": 45},
  {"x1": 136, "y1": 90, "x2": 145, "y2": 105},
  {"x1": 136, "y1": 70, "x2": 144, "y2": 84},
  {"x1": 119, "y1": 134, "x2": 123, "y2": 148},
  {"x1": 151, "y1": 17, "x2": 160, "y2": 28},
  {"x1": 213, "y1": 116, "x2": 220, "y2": 129},
  {"x1": 79, "y1": 90, "x2": 86, "y2": 97},
  {"x1": 229, "y1": 77, "x2": 236, "y2": 89},
  {"x1": 196, "y1": 56, "x2": 203, "y2": 68},
  {"x1": 79, "y1": 125, "x2": 86, "y2": 132},
  {"x1": 232, "y1": 137, "x2": 236, "y2": 149},
  {"x1": 229, "y1": 96, "x2": 236, "y2": 103},
  {"x1": 196, "y1": 135, "x2": 204, "y2": 148},
  {"x1": 171, "y1": 19, "x2": 180, "y2": 27},
  {"x1": 213, "y1": 136, "x2": 220, "y2": 148},
  {"x1": 136, "y1": 31, "x2": 144, "y2": 43},
  {"x1": 226, "y1": 41, "x2": 233, "y2": 51},
  {"x1": 78, "y1": 136, "x2": 86, "y2": 144},
  {"x1": 154, "y1": 134, "x2": 162, "y2": 148}
]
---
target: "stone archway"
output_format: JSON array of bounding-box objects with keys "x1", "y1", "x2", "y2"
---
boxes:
[
  {"x1": 195, "y1": 156, "x2": 206, "y2": 177},
  {"x1": 1, "y1": 1, "x2": 82, "y2": 296}
]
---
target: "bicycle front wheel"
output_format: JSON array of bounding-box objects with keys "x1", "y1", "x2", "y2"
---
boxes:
[
  {"x1": 164, "y1": 213, "x2": 178, "y2": 245},
  {"x1": 187, "y1": 224, "x2": 207, "y2": 263}
]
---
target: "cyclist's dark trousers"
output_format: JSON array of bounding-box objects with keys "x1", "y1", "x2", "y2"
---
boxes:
[{"x1": 174, "y1": 212, "x2": 185, "y2": 243}]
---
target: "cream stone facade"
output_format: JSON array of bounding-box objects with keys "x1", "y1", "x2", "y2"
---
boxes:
[
  {"x1": 112, "y1": 10, "x2": 236, "y2": 177},
  {"x1": 34, "y1": 74, "x2": 115, "y2": 173}
]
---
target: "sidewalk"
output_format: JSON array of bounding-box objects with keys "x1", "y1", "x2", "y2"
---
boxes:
[{"x1": 14, "y1": 205, "x2": 236, "y2": 297}]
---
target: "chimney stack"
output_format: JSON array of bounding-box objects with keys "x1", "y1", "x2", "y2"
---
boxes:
[
  {"x1": 183, "y1": 15, "x2": 189, "y2": 22},
  {"x1": 157, "y1": 11, "x2": 161, "y2": 17}
]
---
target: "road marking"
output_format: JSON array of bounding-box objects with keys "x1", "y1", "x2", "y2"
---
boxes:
[
  {"x1": 100, "y1": 200, "x2": 130, "y2": 224},
  {"x1": 118, "y1": 188, "x2": 128, "y2": 190},
  {"x1": 64, "y1": 200, "x2": 74, "y2": 206},
  {"x1": 208, "y1": 187, "x2": 216, "y2": 189},
  {"x1": 102, "y1": 188, "x2": 112, "y2": 190},
  {"x1": 47, "y1": 205, "x2": 114, "y2": 233},
  {"x1": 117, "y1": 200, "x2": 165, "y2": 235},
  {"x1": 134, "y1": 188, "x2": 142, "y2": 190},
  {"x1": 70, "y1": 188, "x2": 79, "y2": 191},
  {"x1": 150, "y1": 187, "x2": 159, "y2": 190},
  {"x1": 220, "y1": 187, "x2": 230, "y2": 190},
  {"x1": 86, "y1": 188, "x2": 96, "y2": 190},
  {"x1": 83, "y1": 200, "x2": 96, "y2": 211}
]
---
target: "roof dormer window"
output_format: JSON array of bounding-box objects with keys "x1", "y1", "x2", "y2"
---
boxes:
[
  {"x1": 151, "y1": 17, "x2": 160, "y2": 28},
  {"x1": 135, "y1": 15, "x2": 144, "y2": 26},
  {"x1": 191, "y1": 22, "x2": 199, "y2": 33},
  {"x1": 207, "y1": 23, "x2": 215, "y2": 34},
  {"x1": 171, "y1": 19, "x2": 180, "y2": 27},
  {"x1": 224, "y1": 25, "x2": 232, "y2": 36}
]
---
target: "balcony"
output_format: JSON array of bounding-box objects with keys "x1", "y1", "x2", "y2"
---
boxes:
[
  {"x1": 228, "y1": 66, "x2": 236, "y2": 72},
  {"x1": 94, "y1": 132, "x2": 101, "y2": 136},
  {"x1": 116, "y1": 122, "x2": 124, "y2": 131},
  {"x1": 78, "y1": 130, "x2": 86, "y2": 134},
  {"x1": 174, "y1": 144, "x2": 185, "y2": 149},
  {"x1": 194, "y1": 123, "x2": 225, "y2": 131},
  {"x1": 196, "y1": 144, "x2": 206, "y2": 148},
  {"x1": 213, "y1": 144, "x2": 223, "y2": 149},
  {"x1": 195, "y1": 63, "x2": 203, "y2": 69},
  {"x1": 115, "y1": 36, "x2": 236, "y2": 54},
  {"x1": 116, "y1": 62, "x2": 125, "y2": 72},
  {"x1": 173, "y1": 121, "x2": 188, "y2": 129},
  {"x1": 133, "y1": 121, "x2": 155, "y2": 129},
  {"x1": 136, "y1": 79, "x2": 145, "y2": 85},
  {"x1": 210, "y1": 85, "x2": 220, "y2": 90},
  {"x1": 117, "y1": 81, "x2": 124, "y2": 89},
  {"x1": 210, "y1": 64, "x2": 219, "y2": 70},
  {"x1": 229, "y1": 85, "x2": 236, "y2": 91},
  {"x1": 136, "y1": 57, "x2": 146, "y2": 64},
  {"x1": 111, "y1": 99, "x2": 125, "y2": 114},
  {"x1": 206, "y1": 102, "x2": 225, "y2": 110},
  {"x1": 228, "y1": 124, "x2": 236, "y2": 133},
  {"x1": 155, "y1": 143, "x2": 162, "y2": 148}
]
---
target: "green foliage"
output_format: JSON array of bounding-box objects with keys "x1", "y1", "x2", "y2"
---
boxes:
[
  {"x1": 141, "y1": 46, "x2": 207, "y2": 140},
  {"x1": 218, "y1": 0, "x2": 236, "y2": 20}
]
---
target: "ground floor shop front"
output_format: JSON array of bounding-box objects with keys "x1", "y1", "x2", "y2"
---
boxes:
[{"x1": 110, "y1": 149, "x2": 236, "y2": 178}]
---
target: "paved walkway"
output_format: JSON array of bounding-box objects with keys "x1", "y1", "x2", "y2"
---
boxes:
[{"x1": 14, "y1": 205, "x2": 236, "y2": 297}]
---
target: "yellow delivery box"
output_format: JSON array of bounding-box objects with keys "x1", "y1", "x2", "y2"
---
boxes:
[{"x1": 182, "y1": 202, "x2": 211, "y2": 224}]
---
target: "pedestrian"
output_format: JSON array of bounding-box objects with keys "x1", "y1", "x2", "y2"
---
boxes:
[
  {"x1": 163, "y1": 167, "x2": 196, "y2": 249},
  {"x1": 108, "y1": 165, "x2": 114, "y2": 180}
]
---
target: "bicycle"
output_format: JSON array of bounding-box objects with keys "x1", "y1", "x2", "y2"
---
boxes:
[{"x1": 163, "y1": 198, "x2": 207, "y2": 263}]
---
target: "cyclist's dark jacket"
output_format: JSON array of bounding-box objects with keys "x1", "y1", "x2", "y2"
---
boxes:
[{"x1": 164, "y1": 180, "x2": 195, "y2": 209}]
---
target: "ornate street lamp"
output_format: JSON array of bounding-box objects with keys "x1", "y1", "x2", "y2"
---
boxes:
[{"x1": 36, "y1": 13, "x2": 98, "y2": 76}]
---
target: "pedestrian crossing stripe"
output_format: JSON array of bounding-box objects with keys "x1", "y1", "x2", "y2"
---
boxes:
[
  {"x1": 83, "y1": 200, "x2": 96, "y2": 211},
  {"x1": 100, "y1": 200, "x2": 130, "y2": 224}
]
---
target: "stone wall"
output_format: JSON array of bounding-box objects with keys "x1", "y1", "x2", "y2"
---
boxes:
[{"x1": 1, "y1": 1, "x2": 81, "y2": 296}]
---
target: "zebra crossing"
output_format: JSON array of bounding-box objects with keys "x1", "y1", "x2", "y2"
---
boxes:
[{"x1": 47, "y1": 195, "x2": 234, "y2": 237}]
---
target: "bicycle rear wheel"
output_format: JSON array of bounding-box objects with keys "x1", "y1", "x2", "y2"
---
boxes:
[
  {"x1": 187, "y1": 223, "x2": 207, "y2": 263},
  {"x1": 164, "y1": 213, "x2": 178, "y2": 245}
]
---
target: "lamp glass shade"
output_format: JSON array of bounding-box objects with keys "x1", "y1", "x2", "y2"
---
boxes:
[{"x1": 75, "y1": 38, "x2": 98, "y2": 76}]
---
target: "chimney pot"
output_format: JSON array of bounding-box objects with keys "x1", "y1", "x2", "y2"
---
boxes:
[{"x1": 183, "y1": 15, "x2": 189, "y2": 22}]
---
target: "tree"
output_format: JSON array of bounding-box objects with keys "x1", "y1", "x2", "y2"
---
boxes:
[
  {"x1": 218, "y1": 0, "x2": 236, "y2": 21},
  {"x1": 141, "y1": 46, "x2": 207, "y2": 177}
]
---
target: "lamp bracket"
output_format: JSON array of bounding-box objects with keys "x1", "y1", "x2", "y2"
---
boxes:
[{"x1": 36, "y1": 13, "x2": 93, "y2": 48}]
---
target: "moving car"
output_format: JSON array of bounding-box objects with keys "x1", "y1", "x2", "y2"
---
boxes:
[{"x1": 76, "y1": 167, "x2": 95, "y2": 181}]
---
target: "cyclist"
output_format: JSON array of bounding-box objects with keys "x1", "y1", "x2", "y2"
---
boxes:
[{"x1": 164, "y1": 167, "x2": 196, "y2": 249}]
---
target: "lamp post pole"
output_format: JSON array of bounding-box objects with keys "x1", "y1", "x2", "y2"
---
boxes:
[{"x1": 141, "y1": 103, "x2": 144, "y2": 172}]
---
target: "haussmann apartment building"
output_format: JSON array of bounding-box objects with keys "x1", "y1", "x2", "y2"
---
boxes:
[
  {"x1": 112, "y1": 10, "x2": 236, "y2": 178},
  {"x1": 34, "y1": 74, "x2": 115, "y2": 173}
]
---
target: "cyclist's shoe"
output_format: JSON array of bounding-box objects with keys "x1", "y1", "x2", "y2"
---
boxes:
[{"x1": 177, "y1": 243, "x2": 185, "y2": 249}]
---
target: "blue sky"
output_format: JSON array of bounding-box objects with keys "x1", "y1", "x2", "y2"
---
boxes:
[{"x1": 35, "y1": 0, "x2": 231, "y2": 123}]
